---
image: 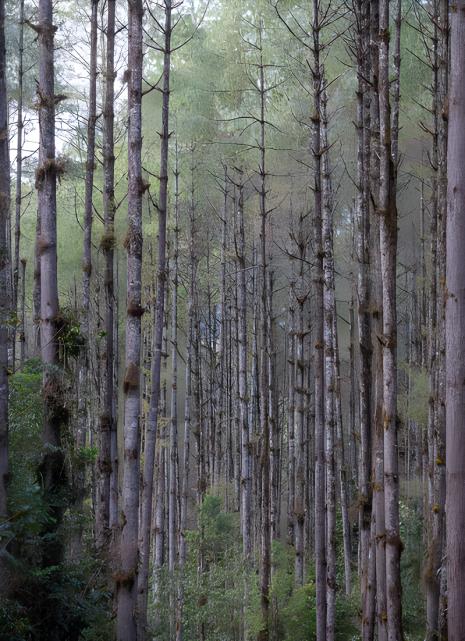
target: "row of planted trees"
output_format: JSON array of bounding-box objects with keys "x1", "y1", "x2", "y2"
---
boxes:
[{"x1": 1, "y1": 0, "x2": 465, "y2": 641}]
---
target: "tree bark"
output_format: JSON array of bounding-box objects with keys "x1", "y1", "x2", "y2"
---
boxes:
[
  {"x1": 446, "y1": 4, "x2": 465, "y2": 639},
  {"x1": 234, "y1": 170, "x2": 251, "y2": 560},
  {"x1": 77, "y1": 0, "x2": 98, "y2": 555},
  {"x1": 177, "y1": 167, "x2": 197, "y2": 641},
  {"x1": 378, "y1": 3, "x2": 403, "y2": 638},
  {"x1": 0, "y1": 0, "x2": 10, "y2": 532},
  {"x1": 36, "y1": 0, "x2": 68, "y2": 573},
  {"x1": 293, "y1": 208, "x2": 307, "y2": 586},
  {"x1": 13, "y1": 0, "x2": 25, "y2": 369},
  {"x1": 98, "y1": 0, "x2": 116, "y2": 551},
  {"x1": 138, "y1": 3, "x2": 171, "y2": 632},
  {"x1": 311, "y1": 3, "x2": 326, "y2": 638},
  {"x1": 168, "y1": 141, "x2": 180, "y2": 577},
  {"x1": 116, "y1": 1, "x2": 144, "y2": 638},
  {"x1": 322, "y1": 89, "x2": 336, "y2": 641}
]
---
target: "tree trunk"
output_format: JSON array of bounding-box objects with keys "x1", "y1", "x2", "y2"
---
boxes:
[
  {"x1": 294, "y1": 208, "x2": 307, "y2": 586},
  {"x1": 322, "y1": 89, "x2": 336, "y2": 641},
  {"x1": 13, "y1": 0, "x2": 25, "y2": 370},
  {"x1": 446, "y1": 5, "x2": 465, "y2": 639},
  {"x1": 19, "y1": 258, "x2": 26, "y2": 363},
  {"x1": 36, "y1": 0, "x2": 68, "y2": 573},
  {"x1": 138, "y1": 3, "x2": 171, "y2": 632},
  {"x1": 33, "y1": 207, "x2": 41, "y2": 351},
  {"x1": 0, "y1": 0, "x2": 10, "y2": 534},
  {"x1": 98, "y1": 0, "x2": 116, "y2": 551},
  {"x1": 378, "y1": 3, "x2": 403, "y2": 638},
  {"x1": 177, "y1": 170, "x2": 197, "y2": 641},
  {"x1": 311, "y1": 4, "x2": 326, "y2": 638},
  {"x1": 168, "y1": 141, "x2": 180, "y2": 577},
  {"x1": 116, "y1": 0, "x2": 144, "y2": 638},
  {"x1": 77, "y1": 0, "x2": 98, "y2": 556},
  {"x1": 287, "y1": 291, "x2": 296, "y2": 548},
  {"x1": 234, "y1": 170, "x2": 251, "y2": 560},
  {"x1": 353, "y1": 2, "x2": 374, "y2": 637}
]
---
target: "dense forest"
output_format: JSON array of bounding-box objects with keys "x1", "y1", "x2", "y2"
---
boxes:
[{"x1": 0, "y1": 0, "x2": 464, "y2": 640}]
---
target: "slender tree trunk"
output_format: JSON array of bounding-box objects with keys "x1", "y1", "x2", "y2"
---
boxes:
[
  {"x1": 36, "y1": 0, "x2": 68, "y2": 574},
  {"x1": 168, "y1": 142, "x2": 180, "y2": 577},
  {"x1": 354, "y1": 3, "x2": 374, "y2": 637},
  {"x1": 13, "y1": 0, "x2": 25, "y2": 370},
  {"x1": 138, "y1": 4, "x2": 171, "y2": 632},
  {"x1": 76, "y1": 0, "x2": 98, "y2": 556},
  {"x1": 425, "y1": 11, "x2": 439, "y2": 633},
  {"x1": 322, "y1": 89, "x2": 336, "y2": 641},
  {"x1": 168, "y1": 145, "x2": 180, "y2": 638},
  {"x1": 294, "y1": 210, "x2": 307, "y2": 586},
  {"x1": 379, "y1": 3, "x2": 403, "y2": 638},
  {"x1": 234, "y1": 171, "x2": 251, "y2": 560},
  {"x1": 334, "y1": 312, "x2": 352, "y2": 596},
  {"x1": 435, "y1": 3, "x2": 448, "y2": 637},
  {"x1": 311, "y1": 4, "x2": 326, "y2": 638},
  {"x1": 0, "y1": 0, "x2": 10, "y2": 537},
  {"x1": 110, "y1": 255, "x2": 119, "y2": 532},
  {"x1": 19, "y1": 258, "x2": 26, "y2": 363},
  {"x1": 287, "y1": 292, "x2": 296, "y2": 548},
  {"x1": 33, "y1": 207, "x2": 41, "y2": 351},
  {"x1": 268, "y1": 270, "x2": 279, "y2": 543},
  {"x1": 348, "y1": 289, "x2": 357, "y2": 482},
  {"x1": 446, "y1": 5, "x2": 465, "y2": 640},
  {"x1": 177, "y1": 176, "x2": 197, "y2": 641},
  {"x1": 116, "y1": 1, "x2": 144, "y2": 638},
  {"x1": 98, "y1": 0, "x2": 116, "y2": 551},
  {"x1": 255, "y1": 24, "x2": 271, "y2": 641}
]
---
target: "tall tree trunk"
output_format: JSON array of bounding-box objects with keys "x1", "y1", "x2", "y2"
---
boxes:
[
  {"x1": 294, "y1": 208, "x2": 307, "y2": 586},
  {"x1": 138, "y1": 3, "x2": 171, "y2": 633},
  {"x1": 13, "y1": 0, "x2": 25, "y2": 369},
  {"x1": 168, "y1": 145, "x2": 180, "y2": 639},
  {"x1": 253, "y1": 23, "x2": 271, "y2": 641},
  {"x1": 268, "y1": 270, "x2": 279, "y2": 543},
  {"x1": 234, "y1": 170, "x2": 251, "y2": 560},
  {"x1": 446, "y1": 4, "x2": 465, "y2": 640},
  {"x1": 168, "y1": 141, "x2": 180, "y2": 577},
  {"x1": 334, "y1": 311, "x2": 352, "y2": 596},
  {"x1": 378, "y1": 3, "x2": 403, "y2": 638},
  {"x1": 177, "y1": 173, "x2": 197, "y2": 641},
  {"x1": 76, "y1": 0, "x2": 98, "y2": 556},
  {"x1": 311, "y1": 3, "x2": 326, "y2": 638},
  {"x1": 435, "y1": 3, "x2": 448, "y2": 636},
  {"x1": 36, "y1": 0, "x2": 68, "y2": 573},
  {"x1": 33, "y1": 207, "x2": 41, "y2": 350},
  {"x1": 353, "y1": 2, "x2": 374, "y2": 637},
  {"x1": 287, "y1": 290, "x2": 296, "y2": 548},
  {"x1": 98, "y1": 0, "x2": 116, "y2": 551},
  {"x1": 19, "y1": 258, "x2": 26, "y2": 363},
  {"x1": 0, "y1": 0, "x2": 10, "y2": 537},
  {"x1": 322, "y1": 89, "x2": 336, "y2": 641},
  {"x1": 425, "y1": 9, "x2": 440, "y2": 633},
  {"x1": 116, "y1": 1, "x2": 144, "y2": 638}
]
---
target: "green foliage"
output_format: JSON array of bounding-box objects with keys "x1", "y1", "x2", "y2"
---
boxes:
[
  {"x1": 269, "y1": 540, "x2": 357, "y2": 641},
  {"x1": 7, "y1": 359, "x2": 43, "y2": 540},
  {"x1": 150, "y1": 496, "x2": 358, "y2": 641},
  {"x1": 0, "y1": 558, "x2": 113, "y2": 641},
  {"x1": 57, "y1": 307, "x2": 85, "y2": 362},
  {"x1": 399, "y1": 363, "x2": 429, "y2": 429},
  {"x1": 151, "y1": 494, "x2": 254, "y2": 641},
  {"x1": 2, "y1": 360, "x2": 112, "y2": 641},
  {"x1": 400, "y1": 500, "x2": 425, "y2": 640}
]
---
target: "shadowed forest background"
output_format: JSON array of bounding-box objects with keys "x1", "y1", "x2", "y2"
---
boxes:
[{"x1": 0, "y1": 1, "x2": 463, "y2": 641}]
